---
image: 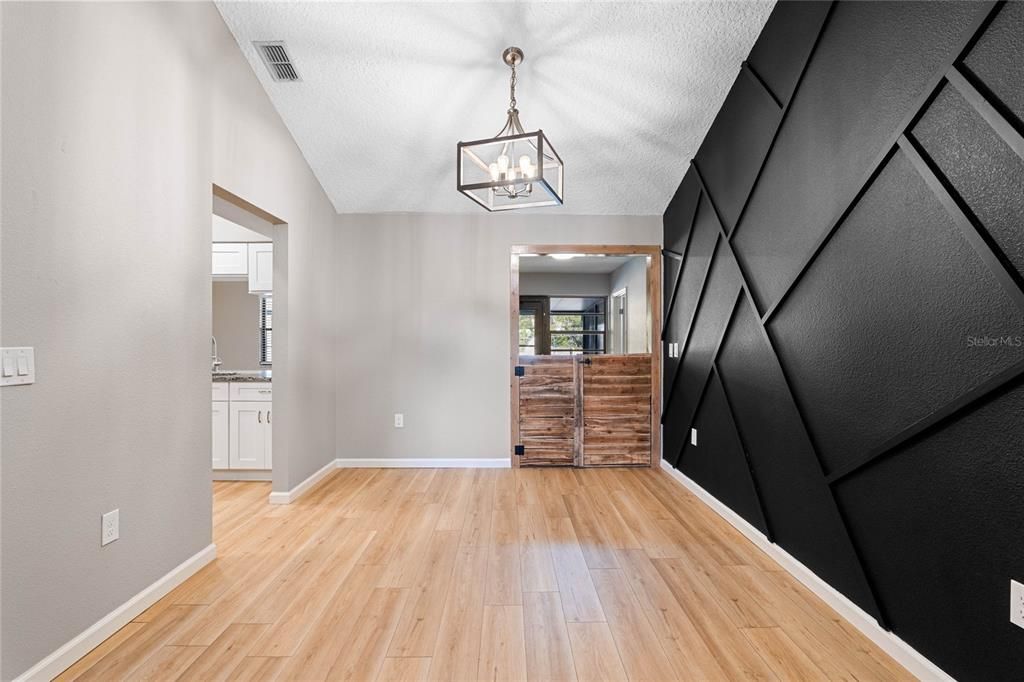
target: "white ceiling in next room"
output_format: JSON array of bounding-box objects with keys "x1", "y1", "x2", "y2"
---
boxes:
[{"x1": 216, "y1": 1, "x2": 775, "y2": 215}]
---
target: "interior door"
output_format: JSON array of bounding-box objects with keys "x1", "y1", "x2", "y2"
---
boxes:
[
  {"x1": 580, "y1": 354, "x2": 652, "y2": 466},
  {"x1": 516, "y1": 355, "x2": 576, "y2": 466},
  {"x1": 230, "y1": 401, "x2": 268, "y2": 469},
  {"x1": 518, "y1": 296, "x2": 550, "y2": 355}
]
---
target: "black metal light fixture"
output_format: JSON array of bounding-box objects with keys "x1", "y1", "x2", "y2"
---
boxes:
[{"x1": 457, "y1": 47, "x2": 564, "y2": 211}]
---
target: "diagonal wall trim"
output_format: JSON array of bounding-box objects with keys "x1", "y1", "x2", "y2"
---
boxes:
[
  {"x1": 946, "y1": 66, "x2": 1024, "y2": 161},
  {"x1": 661, "y1": 189, "x2": 701, "y2": 337},
  {"x1": 664, "y1": 1, "x2": 1023, "y2": 673},
  {"x1": 712, "y1": 361, "x2": 774, "y2": 540},
  {"x1": 728, "y1": 2, "x2": 835, "y2": 241},
  {"x1": 898, "y1": 134, "x2": 1024, "y2": 313},
  {"x1": 691, "y1": 157, "x2": 889, "y2": 627},
  {"x1": 740, "y1": 60, "x2": 782, "y2": 109},
  {"x1": 670, "y1": 288, "x2": 742, "y2": 468},
  {"x1": 661, "y1": 233, "x2": 721, "y2": 420},
  {"x1": 659, "y1": 462, "x2": 954, "y2": 682},
  {"x1": 827, "y1": 360, "x2": 1024, "y2": 486},
  {"x1": 759, "y1": 0, "x2": 1003, "y2": 324},
  {"x1": 661, "y1": 250, "x2": 684, "y2": 341}
]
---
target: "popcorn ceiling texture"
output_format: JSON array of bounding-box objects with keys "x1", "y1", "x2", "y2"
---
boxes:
[{"x1": 215, "y1": 1, "x2": 775, "y2": 215}]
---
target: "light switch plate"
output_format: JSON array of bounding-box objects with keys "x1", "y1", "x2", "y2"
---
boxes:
[
  {"x1": 1011, "y1": 579, "x2": 1024, "y2": 630},
  {"x1": 1, "y1": 347, "x2": 34, "y2": 386},
  {"x1": 394, "y1": 413, "x2": 404, "y2": 428},
  {"x1": 101, "y1": 509, "x2": 119, "y2": 546}
]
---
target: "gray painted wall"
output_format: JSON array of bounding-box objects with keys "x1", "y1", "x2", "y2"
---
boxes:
[
  {"x1": 332, "y1": 213, "x2": 661, "y2": 462},
  {"x1": 1, "y1": 2, "x2": 337, "y2": 677},
  {"x1": 519, "y1": 273, "x2": 611, "y2": 297},
  {"x1": 213, "y1": 282, "x2": 264, "y2": 371},
  {"x1": 609, "y1": 257, "x2": 649, "y2": 353}
]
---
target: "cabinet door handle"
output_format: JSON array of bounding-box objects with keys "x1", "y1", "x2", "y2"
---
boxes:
[
  {"x1": 268, "y1": 410, "x2": 271, "y2": 424},
  {"x1": 258, "y1": 410, "x2": 262, "y2": 424}
]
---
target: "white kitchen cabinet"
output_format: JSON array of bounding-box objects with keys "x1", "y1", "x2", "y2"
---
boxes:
[
  {"x1": 229, "y1": 401, "x2": 271, "y2": 469},
  {"x1": 211, "y1": 401, "x2": 229, "y2": 469},
  {"x1": 212, "y1": 243, "x2": 248, "y2": 276},
  {"x1": 248, "y1": 243, "x2": 273, "y2": 293},
  {"x1": 230, "y1": 382, "x2": 272, "y2": 402}
]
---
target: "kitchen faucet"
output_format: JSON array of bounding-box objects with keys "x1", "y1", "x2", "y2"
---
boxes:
[{"x1": 211, "y1": 336, "x2": 222, "y2": 371}]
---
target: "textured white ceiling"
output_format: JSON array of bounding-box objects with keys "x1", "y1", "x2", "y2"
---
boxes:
[{"x1": 216, "y1": 1, "x2": 774, "y2": 215}]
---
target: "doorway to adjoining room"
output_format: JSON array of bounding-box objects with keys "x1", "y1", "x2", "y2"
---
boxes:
[{"x1": 510, "y1": 245, "x2": 661, "y2": 469}]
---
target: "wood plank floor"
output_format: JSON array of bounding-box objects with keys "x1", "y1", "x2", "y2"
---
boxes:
[{"x1": 57, "y1": 467, "x2": 911, "y2": 681}]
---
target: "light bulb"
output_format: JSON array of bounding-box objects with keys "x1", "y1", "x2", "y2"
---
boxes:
[
  {"x1": 488, "y1": 163, "x2": 500, "y2": 182},
  {"x1": 519, "y1": 155, "x2": 533, "y2": 178},
  {"x1": 497, "y1": 154, "x2": 510, "y2": 173}
]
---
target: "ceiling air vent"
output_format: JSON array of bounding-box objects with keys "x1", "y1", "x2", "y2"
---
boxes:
[{"x1": 254, "y1": 41, "x2": 301, "y2": 82}]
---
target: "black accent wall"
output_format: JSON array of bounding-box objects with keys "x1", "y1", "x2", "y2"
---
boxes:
[{"x1": 661, "y1": 2, "x2": 1024, "y2": 679}]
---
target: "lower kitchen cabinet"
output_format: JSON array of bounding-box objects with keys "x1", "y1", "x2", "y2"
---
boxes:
[
  {"x1": 229, "y1": 401, "x2": 272, "y2": 469},
  {"x1": 213, "y1": 381, "x2": 271, "y2": 470},
  {"x1": 212, "y1": 401, "x2": 229, "y2": 469}
]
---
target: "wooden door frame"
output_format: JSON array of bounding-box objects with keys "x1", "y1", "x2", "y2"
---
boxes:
[{"x1": 510, "y1": 244, "x2": 662, "y2": 468}]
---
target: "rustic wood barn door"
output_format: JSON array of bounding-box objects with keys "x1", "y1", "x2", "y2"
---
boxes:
[
  {"x1": 579, "y1": 354, "x2": 652, "y2": 466},
  {"x1": 515, "y1": 354, "x2": 652, "y2": 467},
  {"x1": 516, "y1": 355, "x2": 577, "y2": 466}
]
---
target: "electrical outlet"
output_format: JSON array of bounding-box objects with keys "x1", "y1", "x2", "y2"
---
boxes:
[
  {"x1": 1012, "y1": 579, "x2": 1024, "y2": 630},
  {"x1": 394, "y1": 413, "x2": 404, "y2": 428},
  {"x1": 690, "y1": 428, "x2": 698, "y2": 446},
  {"x1": 101, "y1": 509, "x2": 119, "y2": 546}
]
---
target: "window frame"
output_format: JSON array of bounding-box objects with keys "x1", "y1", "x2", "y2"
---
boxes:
[{"x1": 259, "y1": 295, "x2": 272, "y2": 365}]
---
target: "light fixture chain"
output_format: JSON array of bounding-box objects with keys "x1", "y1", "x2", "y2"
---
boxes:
[{"x1": 509, "y1": 62, "x2": 517, "y2": 112}]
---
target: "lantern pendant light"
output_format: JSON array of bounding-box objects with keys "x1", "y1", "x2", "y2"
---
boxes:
[{"x1": 457, "y1": 47, "x2": 564, "y2": 211}]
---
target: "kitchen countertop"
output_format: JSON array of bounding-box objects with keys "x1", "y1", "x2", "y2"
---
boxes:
[{"x1": 212, "y1": 370, "x2": 271, "y2": 383}]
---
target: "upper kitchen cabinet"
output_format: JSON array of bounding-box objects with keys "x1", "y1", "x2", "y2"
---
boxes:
[
  {"x1": 212, "y1": 243, "x2": 248, "y2": 276},
  {"x1": 248, "y1": 243, "x2": 273, "y2": 293}
]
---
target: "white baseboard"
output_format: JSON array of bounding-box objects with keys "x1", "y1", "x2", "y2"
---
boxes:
[
  {"x1": 213, "y1": 469, "x2": 272, "y2": 482},
  {"x1": 14, "y1": 543, "x2": 216, "y2": 682},
  {"x1": 336, "y1": 457, "x2": 510, "y2": 469},
  {"x1": 659, "y1": 460, "x2": 952, "y2": 682},
  {"x1": 268, "y1": 457, "x2": 510, "y2": 506},
  {"x1": 268, "y1": 457, "x2": 337, "y2": 505}
]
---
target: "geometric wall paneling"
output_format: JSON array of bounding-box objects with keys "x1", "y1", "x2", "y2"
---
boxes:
[
  {"x1": 662, "y1": 241, "x2": 739, "y2": 468},
  {"x1": 663, "y1": 168, "x2": 702, "y2": 254},
  {"x1": 913, "y1": 81, "x2": 1024, "y2": 281},
  {"x1": 662, "y1": 250, "x2": 683, "y2": 339},
  {"x1": 746, "y1": 0, "x2": 834, "y2": 107},
  {"x1": 693, "y1": 67, "x2": 784, "y2": 234},
  {"x1": 768, "y1": 149, "x2": 1024, "y2": 477},
  {"x1": 663, "y1": 2, "x2": 1024, "y2": 673},
  {"x1": 722, "y1": 5, "x2": 834, "y2": 247},
  {"x1": 675, "y1": 192, "x2": 721, "y2": 342},
  {"x1": 962, "y1": 0, "x2": 1024, "y2": 128},
  {"x1": 664, "y1": 244, "x2": 743, "y2": 465},
  {"x1": 662, "y1": 193, "x2": 722, "y2": 410},
  {"x1": 833, "y1": 378, "x2": 1024, "y2": 681},
  {"x1": 661, "y1": 250, "x2": 684, "y2": 410},
  {"x1": 946, "y1": 67, "x2": 1024, "y2": 164},
  {"x1": 732, "y1": 0, "x2": 992, "y2": 315},
  {"x1": 715, "y1": 295, "x2": 884, "y2": 622},
  {"x1": 677, "y1": 363, "x2": 768, "y2": 535}
]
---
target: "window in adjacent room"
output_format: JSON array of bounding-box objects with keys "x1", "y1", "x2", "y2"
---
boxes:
[
  {"x1": 549, "y1": 297, "x2": 606, "y2": 355},
  {"x1": 260, "y1": 296, "x2": 272, "y2": 365}
]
